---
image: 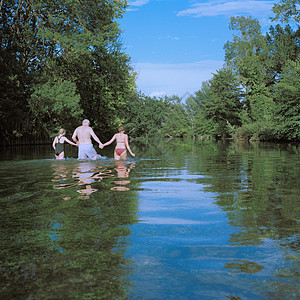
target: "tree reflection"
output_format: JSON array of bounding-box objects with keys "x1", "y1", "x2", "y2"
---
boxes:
[
  {"x1": 0, "y1": 160, "x2": 139, "y2": 299},
  {"x1": 136, "y1": 138, "x2": 299, "y2": 298},
  {"x1": 197, "y1": 141, "x2": 300, "y2": 298}
]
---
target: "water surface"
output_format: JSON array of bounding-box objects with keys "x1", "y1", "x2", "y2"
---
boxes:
[{"x1": 0, "y1": 139, "x2": 299, "y2": 299}]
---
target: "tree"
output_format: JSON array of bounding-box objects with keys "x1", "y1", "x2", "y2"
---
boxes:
[
  {"x1": 202, "y1": 67, "x2": 242, "y2": 138},
  {"x1": 162, "y1": 96, "x2": 189, "y2": 137},
  {"x1": 193, "y1": 81, "x2": 218, "y2": 136},
  {"x1": 265, "y1": 24, "x2": 300, "y2": 84},
  {"x1": 224, "y1": 16, "x2": 279, "y2": 125},
  {"x1": 272, "y1": 0, "x2": 300, "y2": 23},
  {"x1": 0, "y1": 0, "x2": 133, "y2": 143},
  {"x1": 273, "y1": 59, "x2": 300, "y2": 140},
  {"x1": 123, "y1": 93, "x2": 168, "y2": 138},
  {"x1": 184, "y1": 96, "x2": 200, "y2": 137},
  {"x1": 29, "y1": 79, "x2": 83, "y2": 136}
]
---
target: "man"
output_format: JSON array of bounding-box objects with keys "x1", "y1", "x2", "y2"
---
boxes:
[{"x1": 72, "y1": 119, "x2": 104, "y2": 159}]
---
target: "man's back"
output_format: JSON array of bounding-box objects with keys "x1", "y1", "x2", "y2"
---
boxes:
[{"x1": 74, "y1": 125, "x2": 93, "y2": 144}]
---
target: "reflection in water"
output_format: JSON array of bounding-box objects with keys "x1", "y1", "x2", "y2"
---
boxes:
[
  {"x1": 111, "y1": 161, "x2": 135, "y2": 191},
  {"x1": 0, "y1": 158, "x2": 139, "y2": 299},
  {"x1": 0, "y1": 140, "x2": 299, "y2": 299},
  {"x1": 225, "y1": 259, "x2": 264, "y2": 274},
  {"x1": 52, "y1": 161, "x2": 116, "y2": 198},
  {"x1": 72, "y1": 162, "x2": 99, "y2": 198},
  {"x1": 52, "y1": 160, "x2": 136, "y2": 195}
]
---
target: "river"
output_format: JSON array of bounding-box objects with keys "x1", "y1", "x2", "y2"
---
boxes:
[{"x1": 0, "y1": 139, "x2": 299, "y2": 299}]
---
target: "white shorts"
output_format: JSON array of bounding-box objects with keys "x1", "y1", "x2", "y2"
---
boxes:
[{"x1": 78, "y1": 144, "x2": 97, "y2": 159}]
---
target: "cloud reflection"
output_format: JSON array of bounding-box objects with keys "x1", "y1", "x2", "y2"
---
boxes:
[{"x1": 140, "y1": 217, "x2": 208, "y2": 225}]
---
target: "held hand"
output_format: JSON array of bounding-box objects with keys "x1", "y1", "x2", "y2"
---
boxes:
[{"x1": 99, "y1": 143, "x2": 104, "y2": 149}]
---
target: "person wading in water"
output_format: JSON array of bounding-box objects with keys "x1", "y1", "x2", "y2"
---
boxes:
[
  {"x1": 103, "y1": 125, "x2": 135, "y2": 160},
  {"x1": 52, "y1": 128, "x2": 77, "y2": 160},
  {"x1": 72, "y1": 119, "x2": 104, "y2": 159}
]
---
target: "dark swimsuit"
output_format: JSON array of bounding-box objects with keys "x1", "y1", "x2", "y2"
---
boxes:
[{"x1": 55, "y1": 137, "x2": 64, "y2": 156}]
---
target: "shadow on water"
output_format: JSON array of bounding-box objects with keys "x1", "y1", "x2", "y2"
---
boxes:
[{"x1": 0, "y1": 139, "x2": 299, "y2": 299}]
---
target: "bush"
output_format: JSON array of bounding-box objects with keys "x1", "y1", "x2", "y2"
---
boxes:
[{"x1": 233, "y1": 122, "x2": 276, "y2": 141}]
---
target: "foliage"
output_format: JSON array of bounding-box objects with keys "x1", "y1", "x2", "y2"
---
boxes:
[
  {"x1": 29, "y1": 79, "x2": 83, "y2": 136},
  {"x1": 273, "y1": 59, "x2": 300, "y2": 140},
  {"x1": 224, "y1": 16, "x2": 269, "y2": 118},
  {"x1": 201, "y1": 67, "x2": 243, "y2": 138},
  {"x1": 122, "y1": 93, "x2": 168, "y2": 138},
  {"x1": 0, "y1": 0, "x2": 133, "y2": 143},
  {"x1": 1, "y1": 0, "x2": 300, "y2": 143},
  {"x1": 161, "y1": 96, "x2": 190, "y2": 137},
  {"x1": 265, "y1": 24, "x2": 300, "y2": 84},
  {"x1": 272, "y1": 0, "x2": 300, "y2": 23},
  {"x1": 234, "y1": 121, "x2": 275, "y2": 141}
]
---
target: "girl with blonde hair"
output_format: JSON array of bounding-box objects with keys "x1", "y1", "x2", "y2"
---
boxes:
[{"x1": 52, "y1": 128, "x2": 77, "y2": 160}]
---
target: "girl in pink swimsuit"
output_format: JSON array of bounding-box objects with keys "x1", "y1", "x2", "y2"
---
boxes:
[{"x1": 103, "y1": 126, "x2": 135, "y2": 160}]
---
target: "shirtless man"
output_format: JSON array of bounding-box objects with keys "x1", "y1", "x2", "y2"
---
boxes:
[{"x1": 72, "y1": 119, "x2": 104, "y2": 159}]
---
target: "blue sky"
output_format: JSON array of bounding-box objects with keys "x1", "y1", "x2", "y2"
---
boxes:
[{"x1": 119, "y1": 0, "x2": 277, "y2": 98}]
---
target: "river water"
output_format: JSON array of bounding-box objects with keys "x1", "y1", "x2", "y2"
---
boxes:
[{"x1": 0, "y1": 139, "x2": 299, "y2": 299}]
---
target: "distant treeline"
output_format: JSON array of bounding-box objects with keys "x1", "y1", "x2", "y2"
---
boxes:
[{"x1": 1, "y1": 0, "x2": 299, "y2": 145}]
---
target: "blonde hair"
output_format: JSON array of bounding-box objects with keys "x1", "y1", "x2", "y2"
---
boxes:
[{"x1": 58, "y1": 128, "x2": 66, "y2": 135}]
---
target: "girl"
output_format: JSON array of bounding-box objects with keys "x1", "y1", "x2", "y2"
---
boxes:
[
  {"x1": 103, "y1": 126, "x2": 135, "y2": 160},
  {"x1": 52, "y1": 128, "x2": 77, "y2": 160}
]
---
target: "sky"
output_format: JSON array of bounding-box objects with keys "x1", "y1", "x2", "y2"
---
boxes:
[{"x1": 119, "y1": 0, "x2": 278, "y2": 98}]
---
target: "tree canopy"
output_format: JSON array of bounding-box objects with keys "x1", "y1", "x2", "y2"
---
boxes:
[
  {"x1": 0, "y1": 0, "x2": 135, "y2": 143},
  {"x1": 1, "y1": 0, "x2": 299, "y2": 144}
]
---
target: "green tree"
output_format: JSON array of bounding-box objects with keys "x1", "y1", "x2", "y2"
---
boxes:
[
  {"x1": 29, "y1": 79, "x2": 83, "y2": 136},
  {"x1": 202, "y1": 67, "x2": 242, "y2": 138},
  {"x1": 123, "y1": 93, "x2": 167, "y2": 138},
  {"x1": 0, "y1": 0, "x2": 133, "y2": 143},
  {"x1": 273, "y1": 59, "x2": 300, "y2": 140},
  {"x1": 224, "y1": 16, "x2": 272, "y2": 121},
  {"x1": 265, "y1": 24, "x2": 300, "y2": 84},
  {"x1": 185, "y1": 96, "x2": 200, "y2": 137},
  {"x1": 162, "y1": 96, "x2": 189, "y2": 137},
  {"x1": 193, "y1": 81, "x2": 218, "y2": 136},
  {"x1": 272, "y1": 0, "x2": 300, "y2": 23}
]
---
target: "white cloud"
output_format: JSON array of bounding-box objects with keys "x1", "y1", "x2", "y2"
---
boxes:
[
  {"x1": 177, "y1": 1, "x2": 275, "y2": 18},
  {"x1": 133, "y1": 60, "x2": 224, "y2": 97},
  {"x1": 150, "y1": 91, "x2": 167, "y2": 98},
  {"x1": 128, "y1": 0, "x2": 150, "y2": 7}
]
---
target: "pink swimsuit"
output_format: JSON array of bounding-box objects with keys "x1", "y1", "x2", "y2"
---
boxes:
[{"x1": 115, "y1": 148, "x2": 126, "y2": 156}]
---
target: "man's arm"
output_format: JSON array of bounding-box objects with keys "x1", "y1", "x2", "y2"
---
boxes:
[{"x1": 90, "y1": 128, "x2": 103, "y2": 148}]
